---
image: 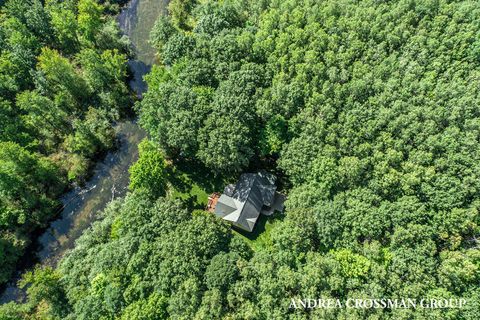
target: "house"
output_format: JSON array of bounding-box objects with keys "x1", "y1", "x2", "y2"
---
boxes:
[{"x1": 212, "y1": 172, "x2": 285, "y2": 232}]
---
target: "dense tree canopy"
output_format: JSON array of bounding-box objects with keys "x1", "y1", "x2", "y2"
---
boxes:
[
  {"x1": 135, "y1": 0, "x2": 480, "y2": 317},
  {"x1": 129, "y1": 140, "x2": 168, "y2": 198},
  {"x1": 0, "y1": 0, "x2": 131, "y2": 287},
  {"x1": 2, "y1": 0, "x2": 480, "y2": 319}
]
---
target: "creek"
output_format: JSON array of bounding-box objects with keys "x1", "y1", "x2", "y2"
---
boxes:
[{"x1": 0, "y1": 0, "x2": 167, "y2": 304}]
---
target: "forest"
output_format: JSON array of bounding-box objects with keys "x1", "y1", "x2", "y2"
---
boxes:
[
  {"x1": 1, "y1": 0, "x2": 480, "y2": 319},
  {"x1": 0, "y1": 0, "x2": 132, "y2": 289}
]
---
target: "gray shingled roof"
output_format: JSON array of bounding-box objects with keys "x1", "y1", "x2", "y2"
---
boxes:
[{"x1": 214, "y1": 172, "x2": 277, "y2": 232}]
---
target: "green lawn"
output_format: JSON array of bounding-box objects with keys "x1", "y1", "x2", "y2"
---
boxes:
[
  {"x1": 167, "y1": 159, "x2": 231, "y2": 209},
  {"x1": 170, "y1": 171, "x2": 209, "y2": 208},
  {"x1": 234, "y1": 213, "x2": 284, "y2": 251},
  {"x1": 166, "y1": 159, "x2": 282, "y2": 250}
]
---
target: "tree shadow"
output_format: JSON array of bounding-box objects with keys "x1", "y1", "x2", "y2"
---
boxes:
[
  {"x1": 165, "y1": 158, "x2": 237, "y2": 211},
  {"x1": 165, "y1": 166, "x2": 189, "y2": 193},
  {"x1": 172, "y1": 158, "x2": 234, "y2": 193},
  {"x1": 234, "y1": 212, "x2": 285, "y2": 242}
]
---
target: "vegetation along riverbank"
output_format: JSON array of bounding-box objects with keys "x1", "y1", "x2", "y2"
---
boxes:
[{"x1": 1, "y1": 0, "x2": 480, "y2": 319}]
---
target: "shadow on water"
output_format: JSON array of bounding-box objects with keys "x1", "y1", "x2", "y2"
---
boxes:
[
  {"x1": 0, "y1": 0, "x2": 168, "y2": 304},
  {"x1": 128, "y1": 60, "x2": 151, "y2": 96},
  {"x1": 0, "y1": 121, "x2": 146, "y2": 304}
]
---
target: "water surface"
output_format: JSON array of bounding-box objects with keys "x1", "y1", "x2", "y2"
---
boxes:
[
  {"x1": 119, "y1": 0, "x2": 168, "y2": 94},
  {"x1": 0, "y1": 0, "x2": 166, "y2": 304}
]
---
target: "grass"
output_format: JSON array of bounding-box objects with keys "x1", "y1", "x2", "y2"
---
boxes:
[
  {"x1": 170, "y1": 171, "x2": 209, "y2": 208},
  {"x1": 166, "y1": 159, "x2": 232, "y2": 210},
  {"x1": 165, "y1": 158, "x2": 283, "y2": 250},
  {"x1": 234, "y1": 213, "x2": 285, "y2": 251}
]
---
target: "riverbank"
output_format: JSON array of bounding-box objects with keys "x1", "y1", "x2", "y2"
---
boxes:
[{"x1": 0, "y1": 0, "x2": 167, "y2": 304}]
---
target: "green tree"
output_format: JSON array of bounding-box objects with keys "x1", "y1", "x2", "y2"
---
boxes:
[
  {"x1": 149, "y1": 16, "x2": 176, "y2": 51},
  {"x1": 16, "y1": 90, "x2": 69, "y2": 152},
  {"x1": 139, "y1": 82, "x2": 202, "y2": 158},
  {"x1": 0, "y1": 232, "x2": 25, "y2": 284},
  {"x1": 0, "y1": 0, "x2": 130, "y2": 292},
  {"x1": 129, "y1": 140, "x2": 168, "y2": 198},
  {"x1": 64, "y1": 107, "x2": 115, "y2": 158},
  {"x1": 46, "y1": 0, "x2": 79, "y2": 53},
  {"x1": 197, "y1": 114, "x2": 253, "y2": 172},
  {"x1": 0, "y1": 142, "x2": 63, "y2": 228},
  {"x1": 120, "y1": 293, "x2": 168, "y2": 320},
  {"x1": 77, "y1": 0, "x2": 104, "y2": 43},
  {"x1": 205, "y1": 252, "x2": 240, "y2": 291},
  {"x1": 36, "y1": 47, "x2": 90, "y2": 104},
  {"x1": 19, "y1": 266, "x2": 70, "y2": 318},
  {"x1": 168, "y1": 0, "x2": 197, "y2": 30},
  {"x1": 167, "y1": 277, "x2": 201, "y2": 319}
]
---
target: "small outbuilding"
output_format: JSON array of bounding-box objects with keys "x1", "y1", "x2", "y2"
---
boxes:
[{"x1": 212, "y1": 172, "x2": 285, "y2": 232}]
